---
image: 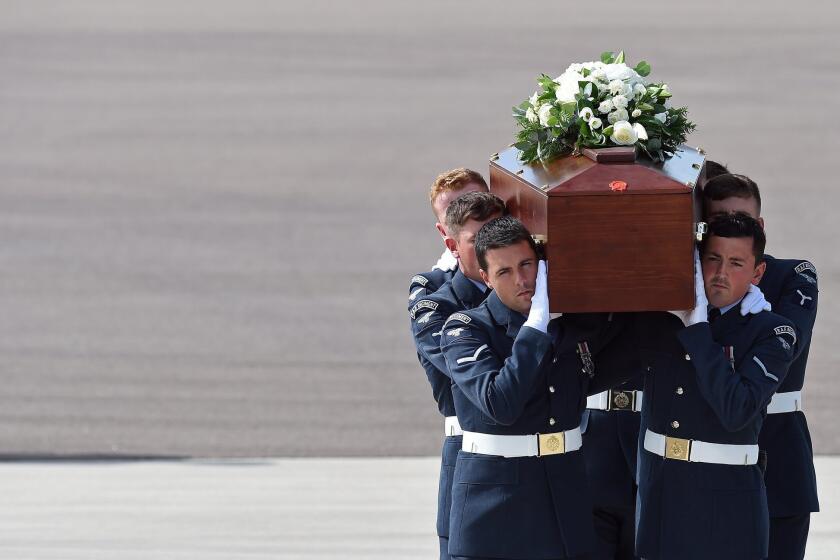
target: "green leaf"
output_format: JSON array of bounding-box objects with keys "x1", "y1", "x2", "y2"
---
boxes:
[
  {"x1": 637, "y1": 102, "x2": 655, "y2": 112},
  {"x1": 603, "y1": 125, "x2": 614, "y2": 137},
  {"x1": 601, "y1": 51, "x2": 615, "y2": 64},
  {"x1": 614, "y1": 50, "x2": 625, "y2": 64},
  {"x1": 646, "y1": 138, "x2": 661, "y2": 151},
  {"x1": 659, "y1": 90, "x2": 672, "y2": 99},
  {"x1": 634, "y1": 61, "x2": 651, "y2": 77},
  {"x1": 560, "y1": 101, "x2": 577, "y2": 117}
]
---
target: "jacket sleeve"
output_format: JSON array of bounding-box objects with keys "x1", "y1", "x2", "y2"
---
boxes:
[
  {"x1": 441, "y1": 316, "x2": 551, "y2": 426},
  {"x1": 772, "y1": 262, "x2": 818, "y2": 360},
  {"x1": 677, "y1": 320, "x2": 796, "y2": 431},
  {"x1": 410, "y1": 298, "x2": 452, "y2": 375}
]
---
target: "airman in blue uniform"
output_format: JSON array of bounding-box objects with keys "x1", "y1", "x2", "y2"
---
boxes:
[
  {"x1": 440, "y1": 217, "x2": 636, "y2": 560},
  {"x1": 407, "y1": 169, "x2": 489, "y2": 560},
  {"x1": 703, "y1": 172, "x2": 819, "y2": 560},
  {"x1": 635, "y1": 214, "x2": 797, "y2": 560}
]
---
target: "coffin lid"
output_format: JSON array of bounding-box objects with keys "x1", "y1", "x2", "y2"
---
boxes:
[{"x1": 490, "y1": 145, "x2": 705, "y2": 196}]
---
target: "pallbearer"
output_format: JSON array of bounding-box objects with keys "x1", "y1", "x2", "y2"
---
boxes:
[
  {"x1": 635, "y1": 214, "x2": 797, "y2": 560},
  {"x1": 407, "y1": 168, "x2": 488, "y2": 560},
  {"x1": 702, "y1": 173, "x2": 819, "y2": 560},
  {"x1": 440, "y1": 217, "x2": 635, "y2": 560}
]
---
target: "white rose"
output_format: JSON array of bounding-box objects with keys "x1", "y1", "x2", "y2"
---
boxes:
[
  {"x1": 610, "y1": 120, "x2": 638, "y2": 145},
  {"x1": 598, "y1": 99, "x2": 614, "y2": 114},
  {"x1": 591, "y1": 69, "x2": 607, "y2": 82},
  {"x1": 526, "y1": 107, "x2": 538, "y2": 123},
  {"x1": 603, "y1": 63, "x2": 637, "y2": 82},
  {"x1": 608, "y1": 109, "x2": 629, "y2": 124},
  {"x1": 538, "y1": 104, "x2": 554, "y2": 126},
  {"x1": 612, "y1": 95, "x2": 629, "y2": 109},
  {"x1": 589, "y1": 117, "x2": 602, "y2": 129},
  {"x1": 633, "y1": 122, "x2": 648, "y2": 140},
  {"x1": 579, "y1": 107, "x2": 594, "y2": 121},
  {"x1": 608, "y1": 80, "x2": 625, "y2": 95},
  {"x1": 632, "y1": 108, "x2": 642, "y2": 118},
  {"x1": 555, "y1": 76, "x2": 581, "y2": 103}
]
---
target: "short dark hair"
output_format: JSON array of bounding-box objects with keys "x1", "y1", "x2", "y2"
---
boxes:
[
  {"x1": 444, "y1": 192, "x2": 507, "y2": 237},
  {"x1": 475, "y1": 216, "x2": 537, "y2": 270},
  {"x1": 702, "y1": 173, "x2": 762, "y2": 213},
  {"x1": 704, "y1": 160, "x2": 730, "y2": 182},
  {"x1": 701, "y1": 212, "x2": 766, "y2": 264}
]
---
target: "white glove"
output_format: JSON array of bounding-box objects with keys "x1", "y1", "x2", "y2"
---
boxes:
[
  {"x1": 523, "y1": 260, "x2": 550, "y2": 333},
  {"x1": 740, "y1": 284, "x2": 771, "y2": 316},
  {"x1": 431, "y1": 249, "x2": 458, "y2": 272},
  {"x1": 668, "y1": 249, "x2": 708, "y2": 327}
]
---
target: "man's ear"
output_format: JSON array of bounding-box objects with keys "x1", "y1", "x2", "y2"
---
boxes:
[
  {"x1": 752, "y1": 260, "x2": 767, "y2": 285},
  {"x1": 444, "y1": 236, "x2": 458, "y2": 259},
  {"x1": 435, "y1": 222, "x2": 447, "y2": 239},
  {"x1": 479, "y1": 268, "x2": 491, "y2": 289},
  {"x1": 758, "y1": 216, "x2": 765, "y2": 230}
]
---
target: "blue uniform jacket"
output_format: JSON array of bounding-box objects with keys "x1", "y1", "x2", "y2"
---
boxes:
[
  {"x1": 635, "y1": 309, "x2": 797, "y2": 560},
  {"x1": 408, "y1": 268, "x2": 457, "y2": 416},
  {"x1": 440, "y1": 293, "x2": 635, "y2": 559},
  {"x1": 409, "y1": 269, "x2": 487, "y2": 538},
  {"x1": 758, "y1": 255, "x2": 820, "y2": 516}
]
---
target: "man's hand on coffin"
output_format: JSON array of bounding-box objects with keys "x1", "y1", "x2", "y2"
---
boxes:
[
  {"x1": 668, "y1": 249, "x2": 709, "y2": 327},
  {"x1": 432, "y1": 248, "x2": 458, "y2": 272},
  {"x1": 524, "y1": 260, "x2": 550, "y2": 333}
]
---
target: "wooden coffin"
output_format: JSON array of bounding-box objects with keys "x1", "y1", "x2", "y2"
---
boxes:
[{"x1": 489, "y1": 145, "x2": 705, "y2": 313}]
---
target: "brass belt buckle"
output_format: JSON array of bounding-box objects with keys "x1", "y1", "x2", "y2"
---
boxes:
[
  {"x1": 609, "y1": 390, "x2": 634, "y2": 411},
  {"x1": 664, "y1": 436, "x2": 691, "y2": 461},
  {"x1": 537, "y1": 432, "x2": 565, "y2": 457}
]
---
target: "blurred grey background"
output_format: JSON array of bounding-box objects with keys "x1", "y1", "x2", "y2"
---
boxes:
[{"x1": 1, "y1": 0, "x2": 837, "y2": 457}]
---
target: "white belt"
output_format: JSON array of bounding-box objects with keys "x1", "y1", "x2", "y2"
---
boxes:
[
  {"x1": 644, "y1": 429, "x2": 758, "y2": 465},
  {"x1": 587, "y1": 390, "x2": 643, "y2": 412},
  {"x1": 462, "y1": 427, "x2": 583, "y2": 458},
  {"x1": 767, "y1": 391, "x2": 803, "y2": 414},
  {"x1": 445, "y1": 416, "x2": 463, "y2": 437}
]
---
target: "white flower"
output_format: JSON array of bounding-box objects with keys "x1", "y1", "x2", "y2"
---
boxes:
[
  {"x1": 529, "y1": 92, "x2": 540, "y2": 107},
  {"x1": 608, "y1": 80, "x2": 625, "y2": 95},
  {"x1": 603, "y1": 63, "x2": 637, "y2": 82},
  {"x1": 612, "y1": 95, "x2": 629, "y2": 109},
  {"x1": 634, "y1": 83, "x2": 646, "y2": 97},
  {"x1": 608, "y1": 109, "x2": 629, "y2": 124},
  {"x1": 589, "y1": 117, "x2": 602, "y2": 129},
  {"x1": 610, "y1": 120, "x2": 638, "y2": 145},
  {"x1": 591, "y1": 69, "x2": 607, "y2": 82},
  {"x1": 579, "y1": 107, "x2": 594, "y2": 121},
  {"x1": 598, "y1": 99, "x2": 614, "y2": 114},
  {"x1": 555, "y1": 72, "x2": 584, "y2": 103},
  {"x1": 632, "y1": 108, "x2": 642, "y2": 118},
  {"x1": 526, "y1": 107, "x2": 538, "y2": 123},
  {"x1": 633, "y1": 122, "x2": 648, "y2": 140},
  {"x1": 538, "y1": 104, "x2": 554, "y2": 126}
]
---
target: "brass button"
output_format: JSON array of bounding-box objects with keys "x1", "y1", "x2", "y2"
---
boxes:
[
  {"x1": 671, "y1": 420, "x2": 680, "y2": 429},
  {"x1": 549, "y1": 386, "x2": 555, "y2": 393},
  {"x1": 549, "y1": 418, "x2": 556, "y2": 426},
  {"x1": 685, "y1": 354, "x2": 691, "y2": 361},
  {"x1": 676, "y1": 387, "x2": 684, "y2": 395}
]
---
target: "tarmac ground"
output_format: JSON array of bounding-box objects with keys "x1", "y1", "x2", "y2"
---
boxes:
[{"x1": 0, "y1": 456, "x2": 837, "y2": 559}]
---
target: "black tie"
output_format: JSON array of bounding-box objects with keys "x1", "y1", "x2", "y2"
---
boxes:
[{"x1": 708, "y1": 308, "x2": 721, "y2": 324}]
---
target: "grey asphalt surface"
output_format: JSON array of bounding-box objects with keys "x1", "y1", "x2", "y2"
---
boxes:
[
  {"x1": 0, "y1": 457, "x2": 837, "y2": 559},
  {"x1": 0, "y1": 1, "x2": 838, "y2": 457}
]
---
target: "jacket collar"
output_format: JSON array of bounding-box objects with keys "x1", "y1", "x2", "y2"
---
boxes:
[
  {"x1": 486, "y1": 290, "x2": 526, "y2": 338},
  {"x1": 452, "y1": 269, "x2": 488, "y2": 309},
  {"x1": 710, "y1": 302, "x2": 750, "y2": 338}
]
